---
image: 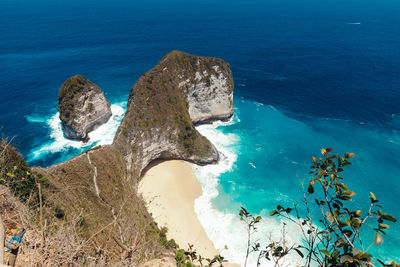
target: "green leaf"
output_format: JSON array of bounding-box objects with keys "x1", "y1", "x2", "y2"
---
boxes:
[
  {"x1": 337, "y1": 195, "x2": 352, "y2": 201},
  {"x1": 351, "y1": 218, "x2": 361, "y2": 228},
  {"x1": 340, "y1": 255, "x2": 353, "y2": 263},
  {"x1": 320, "y1": 249, "x2": 330, "y2": 257},
  {"x1": 308, "y1": 185, "x2": 314, "y2": 194},
  {"x1": 343, "y1": 190, "x2": 356, "y2": 197},
  {"x1": 379, "y1": 224, "x2": 390, "y2": 230},
  {"x1": 337, "y1": 183, "x2": 348, "y2": 190},
  {"x1": 326, "y1": 212, "x2": 334, "y2": 223},
  {"x1": 294, "y1": 248, "x2": 304, "y2": 258},
  {"x1": 377, "y1": 259, "x2": 386, "y2": 266},
  {"x1": 374, "y1": 232, "x2": 384, "y2": 246},
  {"x1": 269, "y1": 210, "x2": 278, "y2": 216},
  {"x1": 381, "y1": 214, "x2": 397, "y2": 223},
  {"x1": 370, "y1": 192, "x2": 378, "y2": 203}
]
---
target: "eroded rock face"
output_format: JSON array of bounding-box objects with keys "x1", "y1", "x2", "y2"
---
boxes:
[
  {"x1": 113, "y1": 50, "x2": 234, "y2": 176},
  {"x1": 58, "y1": 75, "x2": 112, "y2": 142},
  {"x1": 179, "y1": 56, "x2": 234, "y2": 124}
]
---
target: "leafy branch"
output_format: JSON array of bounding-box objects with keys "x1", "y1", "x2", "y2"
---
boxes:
[{"x1": 269, "y1": 148, "x2": 398, "y2": 266}]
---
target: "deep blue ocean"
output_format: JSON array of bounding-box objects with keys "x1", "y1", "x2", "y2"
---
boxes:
[{"x1": 1, "y1": 0, "x2": 399, "y2": 264}]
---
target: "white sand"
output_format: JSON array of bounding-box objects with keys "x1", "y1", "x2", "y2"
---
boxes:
[{"x1": 138, "y1": 160, "x2": 219, "y2": 258}]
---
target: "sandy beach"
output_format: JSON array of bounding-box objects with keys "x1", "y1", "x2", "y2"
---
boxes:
[{"x1": 138, "y1": 160, "x2": 220, "y2": 259}]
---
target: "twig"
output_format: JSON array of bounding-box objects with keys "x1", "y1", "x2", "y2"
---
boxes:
[
  {"x1": 0, "y1": 214, "x2": 4, "y2": 265},
  {"x1": 69, "y1": 220, "x2": 115, "y2": 262},
  {"x1": 38, "y1": 183, "x2": 45, "y2": 248},
  {"x1": 112, "y1": 235, "x2": 131, "y2": 252}
]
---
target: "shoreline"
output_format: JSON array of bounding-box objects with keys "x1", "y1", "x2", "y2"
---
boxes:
[{"x1": 138, "y1": 160, "x2": 239, "y2": 266}]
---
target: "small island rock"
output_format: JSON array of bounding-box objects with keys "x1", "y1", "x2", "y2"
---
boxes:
[{"x1": 58, "y1": 75, "x2": 112, "y2": 142}]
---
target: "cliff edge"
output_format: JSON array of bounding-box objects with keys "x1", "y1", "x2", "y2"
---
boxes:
[{"x1": 58, "y1": 75, "x2": 112, "y2": 142}]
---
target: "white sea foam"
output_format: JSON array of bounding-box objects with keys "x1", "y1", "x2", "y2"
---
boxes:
[
  {"x1": 27, "y1": 102, "x2": 126, "y2": 161},
  {"x1": 193, "y1": 116, "x2": 303, "y2": 266}
]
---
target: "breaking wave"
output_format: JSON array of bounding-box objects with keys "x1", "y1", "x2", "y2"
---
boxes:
[
  {"x1": 194, "y1": 116, "x2": 302, "y2": 266},
  {"x1": 26, "y1": 102, "x2": 126, "y2": 162}
]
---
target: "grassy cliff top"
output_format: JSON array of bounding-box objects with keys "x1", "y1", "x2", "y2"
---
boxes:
[
  {"x1": 58, "y1": 75, "x2": 101, "y2": 122},
  {"x1": 58, "y1": 74, "x2": 88, "y2": 101}
]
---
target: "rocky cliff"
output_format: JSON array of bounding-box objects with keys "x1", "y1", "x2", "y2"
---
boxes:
[
  {"x1": 113, "y1": 50, "x2": 234, "y2": 176},
  {"x1": 58, "y1": 75, "x2": 112, "y2": 142}
]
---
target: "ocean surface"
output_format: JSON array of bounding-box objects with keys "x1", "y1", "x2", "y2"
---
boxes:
[{"x1": 1, "y1": 0, "x2": 399, "y2": 265}]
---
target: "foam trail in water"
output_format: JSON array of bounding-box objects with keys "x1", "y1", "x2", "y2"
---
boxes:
[
  {"x1": 25, "y1": 115, "x2": 48, "y2": 123},
  {"x1": 27, "y1": 102, "x2": 126, "y2": 161},
  {"x1": 194, "y1": 117, "x2": 302, "y2": 266}
]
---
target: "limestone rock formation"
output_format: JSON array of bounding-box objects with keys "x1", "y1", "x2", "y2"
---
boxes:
[
  {"x1": 179, "y1": 52, "x2": 234, "y2": 124},
  {"x1": 113, "y1": 50, "x2": 234, "y2": 175},
  {"x1": 58, "y1": 75, "x2": 112, "y2": 142}
]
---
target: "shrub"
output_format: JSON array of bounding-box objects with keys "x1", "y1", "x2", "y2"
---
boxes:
[
  {"x1": 0, "y1": 140, "x2": 48, "y2": 203},
  {"x1": 264, "y1": 148, "x2": 398, "y2": 266}
]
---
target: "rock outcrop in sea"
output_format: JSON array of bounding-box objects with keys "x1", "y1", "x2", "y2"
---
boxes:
[
  {"x1": 58, "y1": 75, "x2": 112, "y2": 142},
  {"x1": 113, "y1": 50, "x2": 234, "y2": 175}
]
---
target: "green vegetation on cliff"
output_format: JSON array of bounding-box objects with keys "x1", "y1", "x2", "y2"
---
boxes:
[
  {"x1": 1, "y1": 140, "x2": 176, "y2": 265},
  {"x1": 0, "y1": 140, "x2": 48, "y2": 204},
  {"x1": 58, "y1": 75, "x2": 88, "y2": 121}
]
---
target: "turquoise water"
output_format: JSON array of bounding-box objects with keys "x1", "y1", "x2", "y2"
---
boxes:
[{"x1": 193, "y1": 98, "x2": 400, "y2": 265}]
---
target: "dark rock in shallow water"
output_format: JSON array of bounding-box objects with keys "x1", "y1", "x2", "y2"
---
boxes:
[{"x1": 58, "y1": 75, "x2": 112, "y2": 142}]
